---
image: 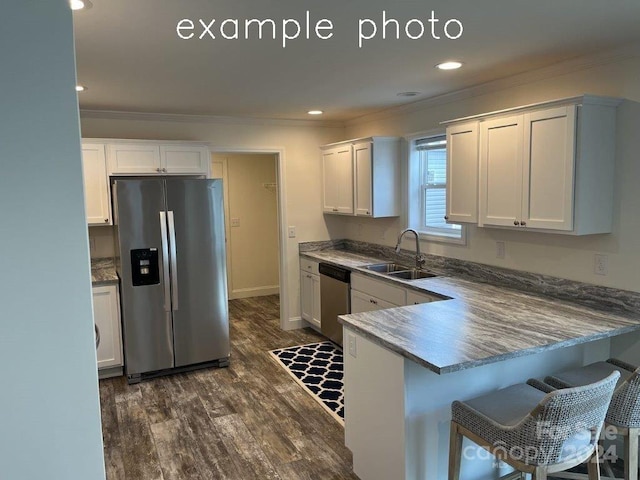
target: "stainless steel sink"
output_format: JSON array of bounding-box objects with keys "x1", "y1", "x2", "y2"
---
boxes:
[
  {"x1": 387, "y1": 269, "x2": 438, "y2": 280},
  {"x1": 363, "y1": 263, "x2": 413, "y2": 273},
  {"x1": 362, "y1": 263, "x2": 438, "y2": 280}
]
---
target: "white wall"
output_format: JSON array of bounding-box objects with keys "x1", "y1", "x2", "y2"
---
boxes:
[
  {"x1": 343, "y1": 52, "x2": 640, "y2": 292},
  {"x1": 213, "y1": 153, "x2": 280, "y2": 299},
  {"x1": 0, "y1": 2, "x2": 105, "y2": 479},
  {"x1": 80, "y1": 115, "x2": 346, "y2": 323}
]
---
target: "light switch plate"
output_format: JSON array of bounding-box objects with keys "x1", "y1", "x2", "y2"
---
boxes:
[
  {"x1": 230, "y1": 218, "x2": 240, "y2": 227},
  {"x1": 594, "y1": 254, "x2": 608, "y2": 275},
  {"x1": 288, "y1": 226, "x2": 296, "y2": 238}
]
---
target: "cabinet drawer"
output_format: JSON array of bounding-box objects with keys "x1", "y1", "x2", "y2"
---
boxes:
[
  {"x1": 351, "y1": 289, "x2": 398, "y2": 313},
  {"x1": 406, "y1": 290, "x2": 440, "y2": 305},
  {"x1": 351, "y1": 273, "x2": 406, "y2": 306},
  {"x1": 300, "y1": 258, "x2": 319, "y2": 275}
]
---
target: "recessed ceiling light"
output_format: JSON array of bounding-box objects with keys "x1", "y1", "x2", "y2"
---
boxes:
[
  {"x1": 70, "y1": 0, "x2": 92, "y2": 11},
  {"x1": 436, "y1": 61, "x2": 463, "y2": 71},
  {"x1": 397, "y1": 92, "x2": 421, "y2": 97},
  {"x1": 76, "y1": 85, "x2": 88, "y2": 92},
  {"x1": 308, "y1": 110, "x2": 323, "y2": 115}
]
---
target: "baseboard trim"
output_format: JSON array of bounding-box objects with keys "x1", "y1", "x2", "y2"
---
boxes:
[
  {"x1": 283, "y1": 316, "x2": 304, "y2": 331},
  {"x1": 229, "y1": 285, "x2": 280, "y2": 300}
]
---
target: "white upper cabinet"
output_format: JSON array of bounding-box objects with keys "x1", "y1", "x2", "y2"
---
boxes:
[
  {"x1": 522, "y1": 106, "x2": 576, "y2": 231},
  {"x1": 160, "y1": 145, "x2": 210, "y2": 175},
  {"x1": 445, "y1": 95, "x2": 619, "y2": 235},
  {"x1": 322, "y1": 137, "x2": 400, "y2": 217},
  {"x1": 81, "y1": 143, "x2": 111, "y2": 225},
  {"x1": 479, "y1": 115, "x2": 524, "y2": 228},
  {"x1": 107, "y1": 142, "x2": 210, "y2": 176},
  {"x1": 322, "y1": 143, "x2": 354, "y2": 214},
  {"x1": 107, "y1": 143, "x2": 161, "y2": 174},
  {"x1": 446, "y1": 122, "x2": 479, "y2": 224}
]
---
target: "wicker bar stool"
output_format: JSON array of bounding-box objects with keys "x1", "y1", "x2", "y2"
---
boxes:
[
  {"x1": 545, "y1": 359, "x2": 640, "y2": 480},
  {"x1": 449, "y1": 372, "x2": 620, "y2": 480}
]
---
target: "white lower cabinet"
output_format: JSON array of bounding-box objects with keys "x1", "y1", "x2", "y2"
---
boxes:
[
  {"x1": 92, "y1": 285, "x2": 123, "y2": 371},
  {"x1": 300, "y1": 259, "x2": 321, "y2": 328},
  {"x1": 406, "y1": 290, "x2": 440, "y2": 305},
  {"x1": 351, "y1": 289, "x2": 398, "y2": 313}
]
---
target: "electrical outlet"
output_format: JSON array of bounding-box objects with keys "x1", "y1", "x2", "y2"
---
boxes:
[
  {"x1": 230, "y1": 218, "x2": 240, "y2": 227},
  {"x1": 496, "y1": 241, "x2": 505, "y2": 259},
  {"x1": 288, "y1": 226, "x2": 296, "y2": 238},
  {"x1": 347, "y1": 332, "x2": 357, "y2": 358},
  {"x1": 594, "y1": 254, "x2": 608, "y2": 276}
]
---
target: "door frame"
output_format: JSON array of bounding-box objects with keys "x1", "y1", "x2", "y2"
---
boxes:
[{"x1": 209, "y1": 146, "x2": 294, "y2": 331}]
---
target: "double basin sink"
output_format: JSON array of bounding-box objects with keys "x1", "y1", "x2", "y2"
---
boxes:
[{"x1": 362, "y1": 263, "x2": 437, "y2": 281}]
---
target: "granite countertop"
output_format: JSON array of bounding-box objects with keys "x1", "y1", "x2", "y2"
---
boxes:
[
  {"x1": 91, "y1": 258, "x2": 119, "y2": 286},
  {"x1": 301, "y1": 249, "x2": 640, "y2": 375}
]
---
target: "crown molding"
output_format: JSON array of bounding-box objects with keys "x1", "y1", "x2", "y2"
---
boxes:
[
  {"x1": 346, "y1": 42, "x2": 640, "y2": 128},
  {"x1": 79, "y1": 109, "x2": 345, "y2": 129}
]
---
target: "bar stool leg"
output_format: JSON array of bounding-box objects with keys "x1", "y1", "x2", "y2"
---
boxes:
[
  {"x1": 449, "y1": 422, "x2": 463, "y2": 480},
  {"x1": 587, "y1": 450, "x2": 601, "y2": 480},
  {"x1": 533, "y1": 466, "x2": 548, "y2": 480},
  {"x1": 626, "y1": 428, "x2": 639, "y2": 480}
]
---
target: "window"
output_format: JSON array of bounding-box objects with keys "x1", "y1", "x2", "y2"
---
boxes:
[{"x1": 407, "y1": 132, "x2": 465, "y2": 243}]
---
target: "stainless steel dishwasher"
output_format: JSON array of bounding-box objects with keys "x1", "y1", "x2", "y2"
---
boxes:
[{"x1": 319, "y1": 263, "x2": 350, "y2": 346}]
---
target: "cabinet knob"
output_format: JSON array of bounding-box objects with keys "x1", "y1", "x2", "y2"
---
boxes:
[
  {"x1": 514, "y1": 220, "x2": 520, "y2": 226},
  {"x1": 332, "y1": 208, "x2": 338, "y2": 212},
  {"x1": 162, "y1": 168, "x2": 167, "y2": 172},
  {"x1": 370, "y1": 299, "x2": 377, "y2": 305},
  {"x1": 156, "y1": 167, "x2": 161, "y2": 172},
  {"x1": 444, "y1": 215, "x2": 449, "y2": 220},
  {"x1": 104, "y1": 218, "x2": 109, "y2": 223},
  {"x1": 366, "y1": 211, "x2": 370, "y2": 215},
  {"x1": 521, "y1": 221, "x2": 527, "y2": 226}
]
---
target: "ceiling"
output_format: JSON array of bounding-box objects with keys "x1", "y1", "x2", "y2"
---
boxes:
[{"x1": 72, "y1": 0, "x2": 640, "y2": 121}]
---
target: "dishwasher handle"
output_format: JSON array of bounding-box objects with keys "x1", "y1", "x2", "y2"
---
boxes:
[{"x1": 318, "y1": 263, "x2": 350, "y2": 283}]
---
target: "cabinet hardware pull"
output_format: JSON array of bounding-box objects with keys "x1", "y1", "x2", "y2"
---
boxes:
[
  {"x1": 514, "y1": 220, "x2": 520, "y2": 226},
  {"x1": 156, "y1": 167, "x2": 161, "y2": 172},
  {"x1": 444, "y1": 215, "x2": 449, "y2": 220},
  {"x1": 521, "y1": 221, "x2": 527, "y2": 226},
  {"x1": 95, "y1": 324, "x2": 100, "y2": 349},
  {"x1": 332, "y1": 208, "x2": 338, "y2": 212},
  {"x1": 104, "y1": 218, "x2": 109, "y2": 223},
  {"x1": 163, "y1": 168, "x2": 167, "y2": 172},
  {"x1": 369, "y1": 299, "x2": 377, "y2": 304}
]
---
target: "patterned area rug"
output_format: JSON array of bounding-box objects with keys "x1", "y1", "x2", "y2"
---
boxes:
[{"x1": 269, "y1": 341, "x2": 344, "y2": 424}]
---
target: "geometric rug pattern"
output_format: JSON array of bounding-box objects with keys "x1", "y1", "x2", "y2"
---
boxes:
[{"x1": 269, "y1": 341, "x2": 344, "y2": 424}]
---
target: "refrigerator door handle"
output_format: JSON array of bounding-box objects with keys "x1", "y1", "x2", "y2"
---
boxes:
[
  {"x1": 168, "y1": 211, "x2": 179, "y2": 311},
  {"x1": 159, "y1": 211, "x2": 172, "y2": 312}
]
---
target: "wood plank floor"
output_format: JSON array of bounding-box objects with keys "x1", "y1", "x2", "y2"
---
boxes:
[{"x1": 99, "y1": 295, "x2": 358, "y2": 480}]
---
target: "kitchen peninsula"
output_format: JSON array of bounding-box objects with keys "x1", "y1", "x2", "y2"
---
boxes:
[{"x1": 300, "y1": 243, "x2": 640, "y2": 480}]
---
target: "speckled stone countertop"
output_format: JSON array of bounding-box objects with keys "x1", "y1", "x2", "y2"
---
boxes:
[
  {"x1": 300, "y1": 248, "x2": 640, "y2": 375},
  {"x1": 91, "y1": 258, "x2": 119, "y2": 286}
]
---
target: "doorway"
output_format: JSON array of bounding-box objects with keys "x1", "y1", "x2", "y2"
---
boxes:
[{"x1": 211, "y1": 152, "x2": 280, "y2": 302}]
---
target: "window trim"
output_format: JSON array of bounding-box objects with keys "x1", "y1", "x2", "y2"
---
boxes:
[{"x1": 405, "y1": 129, "x2": 467, "y2": 246}]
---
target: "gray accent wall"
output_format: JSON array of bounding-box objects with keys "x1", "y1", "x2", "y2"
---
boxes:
[{"x1": 0, "y1": 2, "x2": 105, "y2": 479}]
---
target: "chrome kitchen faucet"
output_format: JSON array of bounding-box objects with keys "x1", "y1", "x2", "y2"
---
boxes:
[{"x1": 395, "y1": 228, "x2": 426, "y2": 269}]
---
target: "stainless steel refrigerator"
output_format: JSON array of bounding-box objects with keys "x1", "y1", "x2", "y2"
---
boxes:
[{"x1": 113, "y1": 178, "x2": 230, "y2": 384}]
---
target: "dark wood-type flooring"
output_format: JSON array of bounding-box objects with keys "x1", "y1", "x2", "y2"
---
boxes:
[{"x1": 99, "y1": 295, "x2": 358, "y2": 480}]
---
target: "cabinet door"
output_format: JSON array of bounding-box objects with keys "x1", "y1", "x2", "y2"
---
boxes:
[
  {"x1": 300, "y1": 270, "x2": 314, "y2": 322},
  {"x1": 322, "y1": 145, "x2": 354, "y2": 214},
  {"x1": 406, "y1": 290, "x2": 439, "y2": 305},
  {"x1": 446, "y1": 122, "x2": 479, "y2": 223},
  {"x1": 311, "y1": 273, "x2": 321, "y2": 327},
  {"x1": 81, "y1": 143, "x2": 111, "y2": 225},
  {"x1": 107, "y1": 144, "x2": 161, "y2": 175},
  {"x1": 522, "y1": 106, "x2": 576, "y2": 231},
  {"x1": 354, "y1": 142, "x2": 373, "y2": 216},
  {"x1": 93, "y1": 285, "x2": 123, "y2": 369},
  {"x1": 479, "y1": 115, "x2": 524, "y2": 227},
  {"x1": 351, "y1": 289, "x2": 397, "y2": 314},
  {"x1": 160, "y1": 145, "x2": 210, "y2": 175}
]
